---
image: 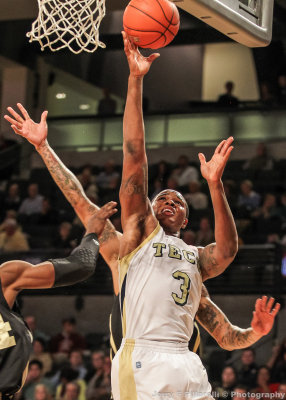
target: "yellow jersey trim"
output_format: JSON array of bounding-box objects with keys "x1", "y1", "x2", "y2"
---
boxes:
[
  {"x1": 119, "y1": 339, "x2": 137, "y2": 400},
  {"x1": 119, "y1": 222, "x2": 160, "y2": 288}
]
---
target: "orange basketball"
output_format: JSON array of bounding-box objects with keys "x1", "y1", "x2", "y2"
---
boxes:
[{"x1": 123, "y1": 0, "x2": 180, "y2": 49}]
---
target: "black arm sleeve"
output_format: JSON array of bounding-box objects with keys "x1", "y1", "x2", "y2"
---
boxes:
[{"x1": 49, "y1": 233, "x2": 99, "y2": 288}]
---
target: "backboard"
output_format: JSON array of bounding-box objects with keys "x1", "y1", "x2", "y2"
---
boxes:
[{"x1": 172, "y1": 0, "x2": 274, "y2": 47}]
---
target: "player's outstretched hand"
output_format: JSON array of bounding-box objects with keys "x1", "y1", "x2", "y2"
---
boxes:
[
  {"x1": 4, "y1": 103, "x2": 48, "y2": 149},
  {"x1": 122, "y1": 31, "x2": 160, "y2": 77},
  {"x1": 86, "y1": 201, "x2": 118, "y2": 237},
  {"x1": 251, "y1": 296, "x2": 280, "y2": 336},
  {"x1": 198, "y1": 137, "x2": 234, "y2": 183}
]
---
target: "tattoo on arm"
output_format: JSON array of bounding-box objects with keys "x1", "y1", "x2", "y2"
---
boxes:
[
  {"x1": 98, "y1": 222, "x2": 117, "y2": 245},
  {"x1": 39, "y1": 146, "x2": 90, "y2": 209},
  {"x1": 196, "y1": 301, "x2": 219, "y2": 333},
  {"x1": 122, "y1": 165, "x2": 148, "y2": 199}
]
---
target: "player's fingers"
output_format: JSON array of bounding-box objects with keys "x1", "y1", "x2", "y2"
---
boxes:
[
  {"x1": 271, "y1": 303, "x2": 281, "y2": 317},
  {"x1": 40, "y1": 110, "x2": 48, "y2": 124},
  {"x1": 17, "y1": 103, "x2": 30, "y2": 120},
  {"x1": 222, "y1": 146, "x2": 233, "y2": 165},
  {"x1": 261, "y1": 295, "x2": 267, "y2": 310},
  {"x1": 266, "y1": 297, "x2": 275, "y2": 313},
  {"x1": 6, "y1": 107, "x2": 24, "y2": 123},
  {"x1": 4, "y1": 115, "x2": 22, "y2": 127},
  {"x1": 255, "y1": 298, "x2": 262, "y2": 312},
  {"x1": 215, "y1": 140, "x2": 226, "y2": 154},
  {"x1": 147, "y1": 53, "x2": 160, "y2": 63},
  {"x1": 198, "y1": 153, "x2": 206, "y2": 165},
  {"x1": 11, "y1": 125, "x2": 23, "y2": 136},
  {"x1": 221, "y1": 137, "x2": 234, "y2": 156}
]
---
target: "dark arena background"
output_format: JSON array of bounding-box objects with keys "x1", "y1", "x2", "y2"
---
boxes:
[{"x1": 0, "y1": 1, "x2": 286, "y2": 399}]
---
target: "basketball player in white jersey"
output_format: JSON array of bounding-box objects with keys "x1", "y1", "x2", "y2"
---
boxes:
[
  {"x1": 2, "y1": 101, "x2": 282, "y2": 364},
  {"x1": 110, "y1": 32, "x2": 239, "y2": 400},
  {"x1": 5, "y1": 103, "x2": 281, "y2": 398}
]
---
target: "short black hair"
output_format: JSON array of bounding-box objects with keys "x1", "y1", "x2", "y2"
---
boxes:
[{"x1": 29, "y1": 360, "x2": 43, "y2": 370}]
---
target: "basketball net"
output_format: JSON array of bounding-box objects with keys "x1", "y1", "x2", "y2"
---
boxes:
[{"x1": 27, "y1": 0, "x2": 106, "y2": 54}]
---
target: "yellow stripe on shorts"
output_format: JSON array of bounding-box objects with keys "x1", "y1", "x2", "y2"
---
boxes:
[{"x1": 119, "y1": 339, "x2": 137, "y2": 400}]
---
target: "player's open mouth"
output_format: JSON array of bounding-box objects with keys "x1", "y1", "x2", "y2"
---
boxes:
[{"x1": 162, "y1": 208, "x2": 175, "y2": 216}]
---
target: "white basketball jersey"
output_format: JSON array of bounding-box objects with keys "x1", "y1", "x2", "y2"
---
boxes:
[{"x1": 119, "y1": 223, "x2": 202, "y2": 343}]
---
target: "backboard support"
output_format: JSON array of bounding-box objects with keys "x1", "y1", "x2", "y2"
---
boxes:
[{"x1": 172, "y1": 0, "x2": 274, "y2": 47}]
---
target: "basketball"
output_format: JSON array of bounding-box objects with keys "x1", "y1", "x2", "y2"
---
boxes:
[{"x1": 123, "y1": 0, "x2": 180, "y2": 49}]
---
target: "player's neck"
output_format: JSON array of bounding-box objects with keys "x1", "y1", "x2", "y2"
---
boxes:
[{"x1": 162, "y1": 227, "x2": 180, "y2": 238}]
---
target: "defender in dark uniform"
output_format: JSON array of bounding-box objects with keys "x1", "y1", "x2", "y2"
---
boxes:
[{"x1": 0, "y1": 211, "x2": 114, "y2": 399}]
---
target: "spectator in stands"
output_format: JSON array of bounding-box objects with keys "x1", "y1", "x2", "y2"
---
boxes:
[
  {"x1": 277, "y1": 75, "x2": 286, "y2": 105},
  {"x1": 3, "y1": 183, "x2": 21, "y2": 212},
  {"x1": 22, "y1": 360, "x2": 53, "y2": 400},
  {"x1": 260, "y1": 81, "x2": 277, "y2": 107},
  {"x1": 86, "y1": 355, "x2": 111, "y2": 400},
  {"x1": 251, "y1": 366, "x2": 280, "y2": 397},
  {"x1": 184, "y1": 181, "x2": 208, "y2": 210},
  {"x1": 77, "y1": 166, "x2": 98, "y2": 204},
  {"x1": 251, "y1": 194, "x2": 279, "y2": 220},
  {"x1": 63, "y1": 382, "x2": 82, "y2": 400},
  {"x1": 223, "y1": 180, "x2": 238, "y2": 212},
  {"x1": 213, "y1": 366, "x2": 237, "y2": 400},
  {"x1": 217, "y1": 81, "x2": 239, "y2": 107},
  {"x1": 52, "y1": 222, "x2": 78, "y2": 250},
  {"x1": 96, "y1": 160, "x2": 120, "y2": 192},
  {"x1": 34, "y1": 383, "x2": 53, "y2": 400},
  {"x1": 171, "y1": 155, "x2": 199, "y2": 187},
  {"x1": 277, "y1": 193, "x2": 286, "y2": 221},
  {"x1": 195, "y1": 217, "x2": 214, "y2": 247},
  {"x1": 231, "y1": 385, "x2": 248, "y2": 400},
  {"x1": 69, "y1": 350, "x2": 88, "y2": 381},
  {"x1": 267, "y1": 337, "x2": 286, "y2": 371},
  {"x1": 237, "y1": 180, "x2": 261, "y2": 215},
  {"x1": 276, "y1": 383, "x2": 286, "y2": 399},
  {"x1": 236, "y1": 348, "x2": 258, "y2": 390},
  {"x1": 0, "y1": 218, "x2": 29, "y2": 252},
  {"x1": 85, "y1": 351, "x2": 105, "y2": 383},
  {"x1": 55, "y1": 369, "x2": 86, "y2": 400},
  {"x1": 166, "y1": 177, "x2": 179, "y2": 191},
  {"x1": 18, "y1": 183, "x2": 44, "y2": 217},
  {"x1": 152, "y1": 160, "x2": 170, "y2": 188},
  {"x1": 272, "y1": 349, "x2": 286, "y2": 382},
  {"x1": 50, "y1": 317, "x2": 86, "y2": 355},
  {"x1": 30, "y1": 338, "x2": 53, "y2": 376},
  {"x1": 181, "y1": 230, "x2": 196, "y2": 246},
  {"x1": 25, "y1": 315, "x2": 50, "y2": 344},
  {"x1": 243, "y1": 143, "x2": 274, "y2": 171},
  {"x1": 97, "y1": 88, "x2": 117, "y2": 116},
  {"x1": 36, "y1": 198, "x2": 59, "y2": 225}
]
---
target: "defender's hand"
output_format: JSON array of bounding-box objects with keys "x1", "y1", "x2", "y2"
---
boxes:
[
  {"x1": 122, "y1": 31, "x2": 160, "y2": 77},
  {"x1": 4, "y1": 103, "x2": 48, "y2": 149},
  {"x1": 86, "y1": 201, "x2": 118, "y2": 237},
  {"x1": 251, "y1": 296, "x2": 280, "y2": 336},
  {"x1": 198, "y1": 137, "x2": 234, "y2": 183}
]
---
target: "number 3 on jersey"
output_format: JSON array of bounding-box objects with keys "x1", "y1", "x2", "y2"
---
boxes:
[
  {"x1": 171, "y1": 270, "x2": 191, "y2": 306},
  {"x1": 0, "y1": 313, "x2": 16, "y2": 350}
]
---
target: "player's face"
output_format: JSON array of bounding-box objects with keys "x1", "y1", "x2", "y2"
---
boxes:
[{"x1": 152, "y1": 190, "x2": 188, "y2": 234}]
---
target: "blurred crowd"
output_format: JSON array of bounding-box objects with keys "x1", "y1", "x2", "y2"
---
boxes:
[
  {"x1": 0, "y1": 142, "x2": 285, "y2": 254},
  {"x1": 17, "y1": 315, "x2": 286, "y2": 400}
]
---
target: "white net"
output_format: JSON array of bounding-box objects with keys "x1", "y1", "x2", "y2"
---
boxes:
[{"x1": 27, "y1": 0, "x2": 106, "y2": 54}]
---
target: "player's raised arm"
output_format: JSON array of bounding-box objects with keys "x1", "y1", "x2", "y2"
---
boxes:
[
  {"x1": 196, "y1": 286, "x2": 280, "y2": 351},
  {"x1": 4, "y1": 104, "x2": 120, "y2": 293},
  {"x1": 198, "y1": 137, "x2": 238, "y2": 281},
  {"x1": 119, "y1": 33, "x2": 159, "y2": 247}
]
